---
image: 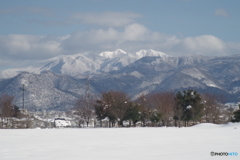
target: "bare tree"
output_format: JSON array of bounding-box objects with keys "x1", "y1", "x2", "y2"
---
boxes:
[
  {"x1": 0, "y1": 94, "x2": 15, "y2": 128},
  {"x1": 74, "y1": 95, "x2": 95, "y2": 127},
  {"x1": 135, "y1": 94, "x2": 151, "y2": 127},
  {"x1": 96, "y1": 91, "x2": 130, "y2": 127},
  {"x1": 148, "y1": 92, "x2": 174, "y2": 126},
  {"x1": 202, "y1": 93, "x2": 223, "y2": 124},
  {"x1": 107, "y1": 91, "x2": 130, "y2": 127},
  {"x1": 224, "y1": 107, "x2": 235, "y2": 123}
]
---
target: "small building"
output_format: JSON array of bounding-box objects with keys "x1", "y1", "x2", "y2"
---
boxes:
[
  {"x1": 54, "y1": 118, "x2": 71, "y2": 128},
  {"x1": 19, "y1": 109, "x2": 28, "y2": 115}
]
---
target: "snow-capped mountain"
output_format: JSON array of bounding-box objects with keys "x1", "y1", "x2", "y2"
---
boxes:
[
  {"x1": 0, "y1": 53, "x2": 102, "y2": 79},
  {"x1": 0, "y1": 49, "x2": 171, "y2": 79},
  {"x1": 134, "y1": 49, "x2": 171, "y2": 60},
  {"x1": 99, "y1": 49, "x2": 127, "y2": 58},
  {"x1": 0, "y1": 49, "x2": 240, "y2": 110},
  {"x1": 38, "y1": 54, "x2": 102, "y2": 78},
  {"x1": 91, "y1": 54, "x2": 240, "y2": 101}
]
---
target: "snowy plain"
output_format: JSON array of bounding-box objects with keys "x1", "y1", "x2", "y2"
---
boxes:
[{"x1": 0, "y1": 123, "x2": 239, "y2": 160}]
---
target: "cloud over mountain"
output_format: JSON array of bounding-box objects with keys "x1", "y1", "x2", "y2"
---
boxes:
[{"x1": 0, "y1": 23, "x2": 239, "y2": 70}]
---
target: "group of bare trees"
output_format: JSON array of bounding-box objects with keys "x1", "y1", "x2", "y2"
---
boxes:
[
  {"x1": 0, "y1": 94, "x2": 31, "y2": 129},
  {"x1": 74, "y1": 94, "x2": 95, "y2": 127},
  {"x1": 202, "y1": 93, "x2": 224, "y2": 123},
  {"x1": 0, "y1": 94, "x2": 19, "y2": 128},
  {"x1": 74, "y1": 89, "x2": 232, "y2": 128},
  {"x1": 148, "y1": 92, "x2": 175, "y2": 126}
]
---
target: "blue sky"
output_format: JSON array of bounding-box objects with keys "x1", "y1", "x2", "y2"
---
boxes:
[{"x1": 0, "y1": 0, "x2": 240, "y2": 70}]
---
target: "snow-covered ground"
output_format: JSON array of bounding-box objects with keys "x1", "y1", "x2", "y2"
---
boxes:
[{"x1": 0, "y1": 123, "x2": 239, "y2": 160}]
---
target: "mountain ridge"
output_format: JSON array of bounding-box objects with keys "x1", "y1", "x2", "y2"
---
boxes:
[
  {"x1": 0, "y1": 49, "x2": 182, "y2": 79},
  {"x1": 0, "y1": 49, "x2": 240, "y2": 110}
]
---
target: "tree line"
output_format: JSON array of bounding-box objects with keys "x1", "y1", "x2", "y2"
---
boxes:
[
  {"x1": 1, "y1": 89, "x2": 239, "y2": 128},
  {"x1": 74, "y1": 89, "x2": 238, "y2": 128}
]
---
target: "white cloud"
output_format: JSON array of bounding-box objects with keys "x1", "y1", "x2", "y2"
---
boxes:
[
  {"x1": 59, "y1": 23, "x2": 154, "y2": 52},
  {"x1": 55, "y1": 24, "x2": 235, "y2": 57},
  {"x1": 214, "y1": 8, "x2": 230, "y2": 18},
  {"x1": 172, "y1": 35, "x2": 229, "y2": 56},
  {"x1": 0, "y1": 24, "x2": 239, "y2": 70},
  {"x1": 71, "y1": 11, "x2": 142, "y2": 27},
  {"x1": 122, "y1": 23, "x2": 149, "y2": 41},
  {"x1": 0, "y1": 34, "x2": 63, "y2": 60}
]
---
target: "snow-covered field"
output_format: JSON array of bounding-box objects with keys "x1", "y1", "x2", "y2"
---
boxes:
[{"x1": 1, "y1": 123, "x2": 239, "y2": 160}]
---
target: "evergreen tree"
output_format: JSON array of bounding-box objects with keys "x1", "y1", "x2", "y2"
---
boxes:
[
  {"x1": 231, "y1": 104, "x2": 240, "y2": 122},
  {"x1": 124, "y1": 103, "x2": 141, "y2": 127},
  {"x1": 174, "y1": 89, "x2": 204, "y2": 126}
]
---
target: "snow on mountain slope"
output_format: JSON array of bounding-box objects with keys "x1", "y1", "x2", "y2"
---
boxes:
[
  {"x1": 0, "y1": 49, "x2": 170, "y2": 79},
  {"x1": 92, "y1": 53, "x2": 240, "y2": 102},
  {"x1": 99, "y1": 49, "x2": 127, "y2": 58},
  {"x1": 0, "y1": 71, "x2": 92, "y2": 110},
  {"x1": 176, "y1": 54, "x2": 212, "y2": 67},
  {"x1": 180, "y1": 67, "x2": 220, "y2": 88},
  {"x1": 135, "y1": 49, "x2": 171, "y2": 60},
  {"x1": 100, "y1": 52, "x2": 136, "y2": 72},
  {"x1": 1, "y1": 51, "x2": 240, "y2": 110},
  {"x1": 38, "y1": 54, "x2": 102, "y2": 78},
  {"x1": 0, "y1": 53, "x2": 103, "y2": 79},
  {"x1": 99, "y1": 49, "x2": 173, "y2": 72},
  {"x1": 203, "y1": 55, "x2": 240, "y2": 86}
]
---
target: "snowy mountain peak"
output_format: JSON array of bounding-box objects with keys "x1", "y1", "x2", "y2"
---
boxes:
[
  {"x1": 135, "y1": 49, "x2": 170, "y2": 59},
  {"x1": 99, "y1": 49, "x2": 127, "y2": 58}
]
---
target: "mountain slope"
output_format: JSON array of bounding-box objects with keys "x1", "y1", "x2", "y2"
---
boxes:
[
  {"x1": 0, "y1": 71, "x2": 97, "y2": 110},
  {"x1": 0, "y1": 49, "x2": 174, "y2": 79},
  {"x1": 0, "y1": 50, "x2": 240, "y2": 110},
  {"x1": 91, "y1": 53, "x2": 240, "y2": 101}
]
